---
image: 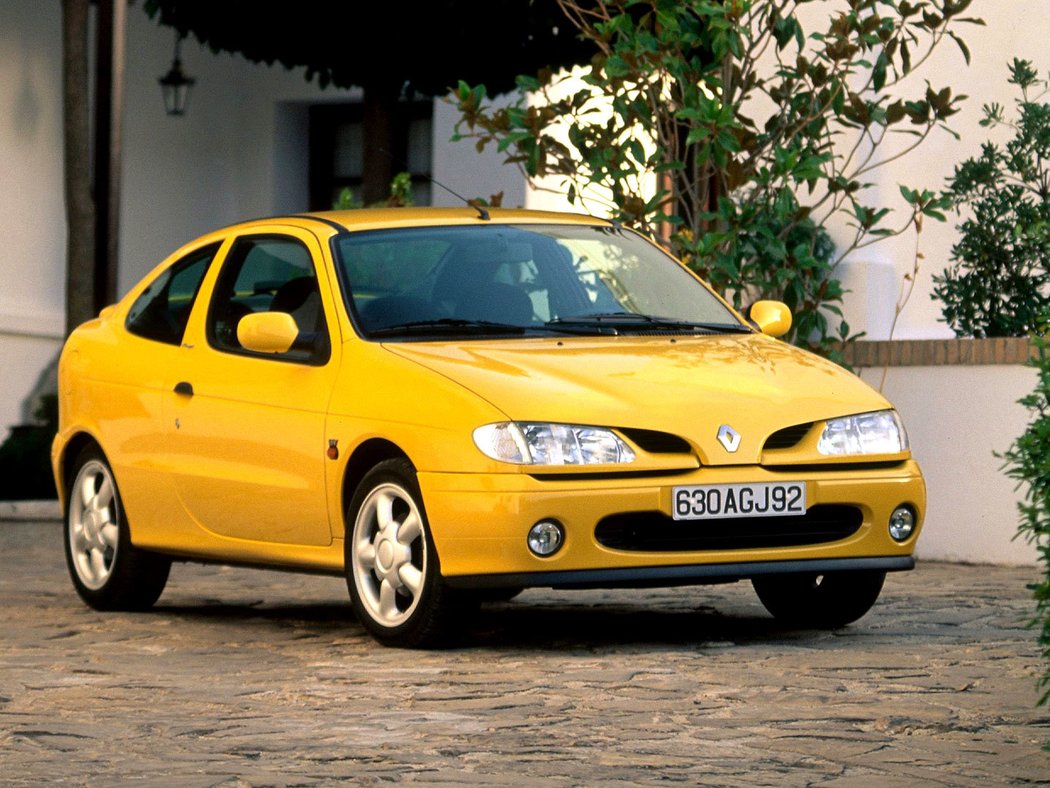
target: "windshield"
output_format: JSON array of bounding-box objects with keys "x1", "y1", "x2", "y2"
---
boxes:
[{"x1": 333, "y1": 223, "x2": 744, "y2": 339}]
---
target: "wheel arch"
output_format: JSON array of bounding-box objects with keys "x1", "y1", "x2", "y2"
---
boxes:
[
  {"x1": 340, "y1": 438, "x2": 413, "y2": 524},
  {"x1": 56, "y1": 431, "x2": 105, "y2": 507}
]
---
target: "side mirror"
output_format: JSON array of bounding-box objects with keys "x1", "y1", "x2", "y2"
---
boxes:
[
  {"x1": 749, "y1": 300, "x2": 792, "y2": 338},
  {"x1": 237, "y1": 311, "x2": 298, "y2": 354}
]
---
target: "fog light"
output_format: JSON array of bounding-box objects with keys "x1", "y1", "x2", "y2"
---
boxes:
[
  {"x1": 889, "y1": 506, "x2": 916, "y2": 542},
  {"x1": 528, "y1": 520, "x2": 564, "y2": 557}
]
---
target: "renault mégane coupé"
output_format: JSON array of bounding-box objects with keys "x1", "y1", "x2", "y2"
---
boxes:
[{"x1": 52, "y1": 208, "x2": 924, "y2": 647}]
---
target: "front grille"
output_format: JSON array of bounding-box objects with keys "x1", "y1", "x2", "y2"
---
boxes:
[
  {"x1": 619, "y1": 428, "x2": 693, "y2": 454},
  {"x1": 764, "y1": 422, "x2": 813, "y2": 451},
  {"x1": 594, "y1": 504, "x2": 863, "y2": 552}
]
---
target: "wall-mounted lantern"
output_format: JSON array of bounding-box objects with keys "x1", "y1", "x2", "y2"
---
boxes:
[{"x1": 158, "y1": 31, "x2": 194, "y2": 116}]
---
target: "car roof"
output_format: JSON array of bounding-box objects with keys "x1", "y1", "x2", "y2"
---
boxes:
[{"x1": 220, "y1": 207, "x2": 615, "y2": 237}]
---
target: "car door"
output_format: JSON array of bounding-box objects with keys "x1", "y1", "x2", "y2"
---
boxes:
[
  {"x1": 168, "y1": 228, "x2": 339, "y2": 547},
  {"x1": 97, "y1": 241, "x2": 222, "y2": 545}
]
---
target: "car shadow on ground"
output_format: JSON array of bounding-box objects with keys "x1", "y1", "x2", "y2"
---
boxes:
[
  {"x1": 465, "y1": 600, "x2": 858, "y2": 650},
  {"x1": 149, "y1": 593, "x2": 858, "y2": 651}
]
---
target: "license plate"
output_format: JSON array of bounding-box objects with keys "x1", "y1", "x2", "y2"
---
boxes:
[{"x1": 671, "y1": 482, "x2": 806, "y2": 521}]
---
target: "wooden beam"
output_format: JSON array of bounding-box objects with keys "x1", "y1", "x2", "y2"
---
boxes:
[
  {"x1": 92, "y1": 0, "x2": 125, "y2": 312},
  {"x1": 61, "y1": 0, "x2": 95, "y2": 335}
]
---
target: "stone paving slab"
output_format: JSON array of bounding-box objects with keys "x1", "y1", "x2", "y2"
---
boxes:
[
  {"x1": 0, "y1": 500, "x2": 60, "y2": 522},
  {"x1": 0, "y1": 520, "x2": 1047, "y2": 785}
]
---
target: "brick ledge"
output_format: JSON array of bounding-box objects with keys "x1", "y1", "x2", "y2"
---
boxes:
[{"x1": 842, "y1": 337, "x2": 1036, "y2": 368}]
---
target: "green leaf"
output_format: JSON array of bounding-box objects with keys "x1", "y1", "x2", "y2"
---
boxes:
[
  {"x1": 948, "y1": 31, "x2": 971, "y2": 66},
  {"x1": 873, "y1": 51, "x2": 888, "y2": 92}
]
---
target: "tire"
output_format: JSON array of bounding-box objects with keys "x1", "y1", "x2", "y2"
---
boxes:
[
  {"x1": 64, "y1": 445, "x2": 171, "y2": 611},
  {"x1": 751, "y1": 570, "x2": 886, "y2": 629},
  {"x1": 344, "y1": 458, "x2": 468, "y2": 648}
]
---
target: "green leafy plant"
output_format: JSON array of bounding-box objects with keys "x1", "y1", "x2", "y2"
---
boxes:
[
  {"x1": 1001, "y1": 331, "x2": 1050, "y2": 713},
  {"x1": 452, "y1": 0, "x2": 977, "y2": 360},
  {"x1": 333, "y1": 171, "x2": 416, "y2": 210},
  {"x1": 941, "y1": 60, "x2": 1050, "y2": 717},
  {"x1": 0, "y1": 394, "x2": 58, "y2": 501},
  {"x1": 932, "y1": 59, "x2": 1050, "y2": 338}
]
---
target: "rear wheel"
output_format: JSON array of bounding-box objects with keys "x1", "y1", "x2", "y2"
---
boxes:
[
  {"x1": 751, "y1": 570, "x2": 886, "y2": 628},
  {"x1": 345, "y1": 458, "x2": 467, "y2": 647},
  {"x1": 64, "y1": 445, "x2": 170, "y2": 610}
]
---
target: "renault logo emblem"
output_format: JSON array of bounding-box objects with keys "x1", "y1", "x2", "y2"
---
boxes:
[{"x1": 717, "y1": 424, "x2": 741, "y2": 453}]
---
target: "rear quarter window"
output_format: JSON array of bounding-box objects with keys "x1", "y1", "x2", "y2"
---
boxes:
[{"x1": 125, "y1": 243, "x2": 220, "y2": 345}]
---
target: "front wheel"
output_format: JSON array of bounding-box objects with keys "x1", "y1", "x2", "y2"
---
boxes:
[
  {"x1": 64, "y1": 445, "x2": 170, "y2": 611},
  {"x1": 751, "y1": 570, "x2": 886, "y2": 629},
  {"x1": 345, "y1": 458, "x2": 467, "y2": 648}
]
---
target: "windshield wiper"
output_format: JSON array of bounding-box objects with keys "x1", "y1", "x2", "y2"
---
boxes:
[
  {"x1": 369, "y1": 318, "x2": 621, "y2": 338},
  {"x1": 368, "y1": 314, "x2": 747, "y2": 339},
  {"x1": 368, "y1": 318, "x2": 530, "y2": 337},
  {"x1": 547, "y1": 313, "x2": 751, "y2": 334}
]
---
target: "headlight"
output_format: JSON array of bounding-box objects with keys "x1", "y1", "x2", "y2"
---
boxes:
[
  {"x1": 817, "y1": 410, "x2": 909, "y2": 456},
  {"x1": 473, "y1": 422, "x2": 636, "y2": 465}
]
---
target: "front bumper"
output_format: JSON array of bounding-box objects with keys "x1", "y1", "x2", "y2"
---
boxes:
[{"x1": 418, "y1": 460, "x2": 925, "y2": 586}]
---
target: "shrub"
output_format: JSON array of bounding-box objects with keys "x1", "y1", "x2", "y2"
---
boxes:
[
  {"x1": 1001, "y1": 332, "x2": 1050, "y2": 710},
  {"x1": 932, "y1": 59, "x2": 1050, "y2": 338},
  {"x1": 0, "y1": 394, "x2": 58, "y2": 501},
  {"x1": 454, "y1": 0, "x2": 978, "y2": 361}
]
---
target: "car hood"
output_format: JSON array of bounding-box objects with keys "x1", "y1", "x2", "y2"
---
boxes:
[{"x1": 384, "y1": 334, "x2": 892, "y2": 466}]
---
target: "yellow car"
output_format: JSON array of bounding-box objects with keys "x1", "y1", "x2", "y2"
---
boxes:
[{"x1": 52, "y1": 208, "x2": 924, "y2": 647}]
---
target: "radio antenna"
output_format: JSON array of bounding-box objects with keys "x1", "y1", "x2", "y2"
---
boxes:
[{"x1": 378, "y1": 148, "x2": 489, "y2": 221}]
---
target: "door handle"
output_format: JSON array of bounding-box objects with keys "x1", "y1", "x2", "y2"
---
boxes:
[{"x1": 174, "y1": 381, "x2": 194, "y2": 397}]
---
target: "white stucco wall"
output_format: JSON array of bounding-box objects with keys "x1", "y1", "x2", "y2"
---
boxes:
[
  {"x1": 0, "y1": 2, "x2": 67, "y2": 433},
  {"x1": 117, "y1": 10, "x2": 363, "y2": 293},
  {"x1": 432, "y1": 96, "x2": 528, "y2": 211},
  {"x1": 860, "y1": 363, "x2": 1039, "y2": 566}
]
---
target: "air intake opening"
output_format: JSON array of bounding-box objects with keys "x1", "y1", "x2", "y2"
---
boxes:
[{"x1": 596, "y1": 505, "x2": 863, "y2": 552}]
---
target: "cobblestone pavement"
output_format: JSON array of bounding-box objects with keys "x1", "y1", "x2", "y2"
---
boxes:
[{"x1": 0, "y1": 520, "x2": 1047, "y2": 786}]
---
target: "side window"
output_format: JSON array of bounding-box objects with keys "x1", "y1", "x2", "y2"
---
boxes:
[
  {"x1": 207, "y1": 235, "x2": 330, "y2": 364},
  {"x1": 125, "y1": 243, "x2": 219, "y2": 345}
]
